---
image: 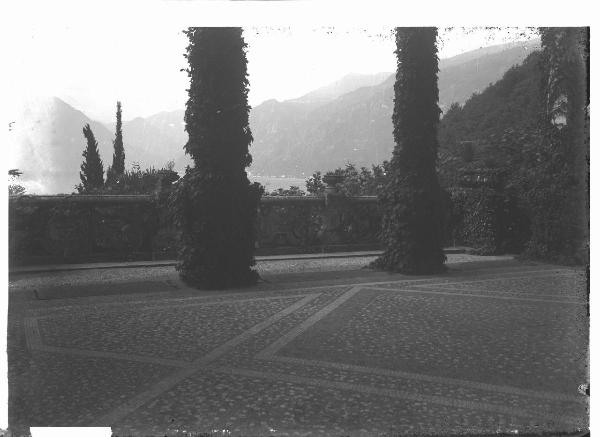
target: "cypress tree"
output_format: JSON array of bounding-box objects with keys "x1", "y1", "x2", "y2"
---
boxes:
[
  {"x1": 107, "y1": 101, "x2": 125, "y2": 184},
  {"x1": 171, "y1": 27, "x2": 262, "y2": 289},
  {"x1": 372, "y1": 27, "x2": 446, "y2": 274},
  {"x1": 77, "y1": 123, "x2": 104, "y2": 193}
]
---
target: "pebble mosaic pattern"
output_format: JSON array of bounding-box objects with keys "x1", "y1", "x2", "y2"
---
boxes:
[
  {"x1": 416, "y1": 273, "x2": 588, "y2": 301},
  {"x1": 37, "y1": 296, "x2": 303, "y2": 362},
  {"x1": 9, "y1": 353, "x2": 175, "y2": 434},
  {"x1": 113, "y1": 369, "x2": 577, "y2": 437},
  {"x1": 7, "y1": 262, "x2": 589, "y2": 436},
  {"x1": 278, "y1": 289, "x2": 587, "y2": 394}
]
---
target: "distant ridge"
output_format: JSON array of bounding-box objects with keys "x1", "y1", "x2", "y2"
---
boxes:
[
  {"x1": 248, "y1": 39, "x2": 541, "y2": 177},
  {"x1": 9, "y1": 97, "x2": 114, "y2": 194},
  {"x1": 290, "y1": 72, "x2": 393, "y2": 105},
  {"x1": 11, "y1": 39, "x2": 541, "y2": 193}
]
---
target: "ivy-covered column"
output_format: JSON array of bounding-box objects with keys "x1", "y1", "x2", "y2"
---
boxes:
[
  {"x1": 373, "y1": 27, "x2": 446, "y2": 274},
  {"x1": 523, "y1": 28, "x2": 588, "y2": 263},
  {"x1": 172, "y1": 27, "x2": 263, "y2": 289}
]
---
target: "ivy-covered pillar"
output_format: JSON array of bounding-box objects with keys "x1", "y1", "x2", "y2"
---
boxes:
[
  {"x1": 172, "y1": 27, "x2": 263, "y2": 289},
  {"x1": 373, "y1": 27, "x2": 446, "y2": 274},
  {"x1": 523, "y1": 28, "x2": 588, "y2": 263}
]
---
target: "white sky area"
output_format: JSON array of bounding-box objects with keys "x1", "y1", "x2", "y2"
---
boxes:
[{"x1": 6, "y1": 18, "x2": 537, "y2": 122}]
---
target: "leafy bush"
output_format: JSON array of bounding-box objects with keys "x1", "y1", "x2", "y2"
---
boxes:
[
  {"x1": 103, "y1": 161, "x2": 179, "y2": 195},
  {"x1": 8, "y1": 169, "x2": 25, "y2": 195},
  {"x1": 305, "y1": 163, "x2": 388, "y2": 196},
  {"x1": 264, "y1": 186, "x2": 306, "y2": 196}
]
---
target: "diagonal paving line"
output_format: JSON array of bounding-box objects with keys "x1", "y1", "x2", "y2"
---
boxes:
[
  {"x1": 403, "y1": 271, "x2": 580, "y2": 289},
  {"x1": 23, "y1": 293, "x2": 317, "y2": 365},
  {"x1": 19, "y1": 266, "x2": 583, "y2": 427},
  {"x1": 266, "y1": 355, "x2": 584, "y2": 403},
  {"x1": 253, "y1": 285, "x2": 584, "y2": 404},
  {"x1": 30, "y1": 293, "x2": 312, "y2": 320},
  {"x1": 24, "y1": 316, "x2": 42, "y2": 350},
  {"x1": 26, "y1": 292, "x2": 319, "y2": 318},
  {"x1": 209, "y1": 366, "x2": 586, "y2": 427},
  {"x1": 409, "y1": 285, "x2": 582, "y2": 301},
  {"x1": 90, "y1": 292, "x2": 320, "y2": 427},
  {"x1": 352, "y1": 270, "x2": 578, "y2": 292},
  {"x1": 20, "y1": 267, "x2": 575, "y2": 317},
  {"x1": 256, "y1": 285, "x2": 363, "y2": 359},
  {"x1": 363, "y1": 286, "x2": 587, "y2": 305}
]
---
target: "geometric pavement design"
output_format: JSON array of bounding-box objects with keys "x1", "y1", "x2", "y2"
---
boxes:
[{"x1": 14, "y1": 265, "x2": 589, "y2": 436}]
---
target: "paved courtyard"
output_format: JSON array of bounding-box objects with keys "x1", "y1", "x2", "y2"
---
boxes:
[{"x1": 7, "y1": 256, "x2": 589, "y2": 436}]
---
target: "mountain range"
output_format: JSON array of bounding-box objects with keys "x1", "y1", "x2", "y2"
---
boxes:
[{"x1": 9, "y1": 39, "x2": 540, "y2": 194}]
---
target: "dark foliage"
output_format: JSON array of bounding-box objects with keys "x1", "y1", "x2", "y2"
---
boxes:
[
  {"x1": 437, "y1": 30, "x2": 588, "y2": 264},
  {"x1": 447, "y1": 185, "x2": 530, "y2": 255},
  {"x1": 305, "y1": 171, "x2": 326, "y2": 196},
  {"x1": 9, "y1": 200, "x2": 170, "y2": 265},
  {"x1": 438, "y1": 52, "x2": 545, "y2": 188},
  {"x1": 305, "y1": 163, "x2": 388, "y2": 196},
  {"x1": 10, "y1": 195, "x2": 384, "y2": 265},
  {"x1": 521, "y1": 28, "x2": 588, "y2": 263},
  {"x1": 107, "y1": 101, "x2": 126, "y2": 184},
  {"x1": 103, "y1": 162, "x2": 179, "y2": 195},
  {"x1": 171, "y1": 27, "x2": 262, "y2": 289},
  {"x1": 77, "y1": 124, "x2": 104, "y2": 193},
  {"x1": 8, "y1": 169, "x2": 26, "y2": 195},
  {"x1": 436, "y1": 51, "x2": 547, "y2": 254},
  {"x1": 373, "y1": 28, "x2": 446, "y2": 274},
  {"x1": 265, "y1": 186, "x2": 306, "y2": 196}
]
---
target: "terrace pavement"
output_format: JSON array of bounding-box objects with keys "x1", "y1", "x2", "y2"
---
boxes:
[{"x1": 7, "y1": 254, "x2": 589, "y2": 436}]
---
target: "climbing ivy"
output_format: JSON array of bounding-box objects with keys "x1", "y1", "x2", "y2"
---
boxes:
[
  {"x1": 373, "y1": 27, "x2": 446, "y2": 274},
  {"x1": 522, "y1": 28, "x2": 588, "y2": 263},
  {"x1": 171, "y1": 27, "x2": 263, "y2": 288}
]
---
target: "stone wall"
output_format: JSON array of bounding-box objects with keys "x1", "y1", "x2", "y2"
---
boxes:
[{"x1": 9, "y1": 194, "x2": 381, "y2": 266}]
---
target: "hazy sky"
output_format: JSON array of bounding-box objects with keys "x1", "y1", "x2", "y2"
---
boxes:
[{"x1": 5, "y1": 3, "x2": 538, "y2": 122}]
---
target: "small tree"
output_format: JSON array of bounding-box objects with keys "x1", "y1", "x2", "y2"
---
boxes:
[
  {"x1": 107, "y1": 101, "x2": 126, "y2": 185},
  {"x1": 77, "y1": 123, "x2": 104, "y2": 193},
  {"x1": 171, "y1": 27, "x2": 262, "y2": 289},
  {"x1": 305, "y1": 171, "x2": 325, "y2": 195},
  {"x1": 8, "y1": 169, "x2": 25, "y2": 195},
  {"x1": 372, "y1": 27, "x2": 446, "y2": 274}
]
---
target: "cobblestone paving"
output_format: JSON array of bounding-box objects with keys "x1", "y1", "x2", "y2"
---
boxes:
[
  {"x1": 8, "y1": 253, "x2": 515, "y2": 291},
  {"x1": 7, "y1": 261, "x2": 588, "y2": 436},
  {"x1": 37, "y1": 295, "x2": 305, "y2": 362}
]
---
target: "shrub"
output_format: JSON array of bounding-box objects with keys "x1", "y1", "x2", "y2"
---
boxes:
[
  {"x1": 103, "y1": 162, "x2": 179, "y2": 195},
  {"x1": 305, "y1": 163, "x2": 388, "y2": 196}
]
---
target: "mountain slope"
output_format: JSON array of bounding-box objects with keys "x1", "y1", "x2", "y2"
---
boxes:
[
  {"x1": 249, "y1": 39, "x2": 541, "y2": 177},
  {"x1": 12, "y1": 39, "x2": 541, "y2": 193},
  {"x1": 291, "y1": 72, "x2": 392, "y2": 105},
  {"x1": 438, "y1": 39, "x2": 540, "y2": 111},
  {"x1": 117, "y1": 40, "x2": 541, "y2": 180},
  {"x1": 9, "y1": 97, "x2": 114, "y2": 194},
  {"x1": 121, "y1": 112, "x2": 193, "y2": 171},
  {"x1": 437, "y1": 50, "x2": 544, "y2": 186}
]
